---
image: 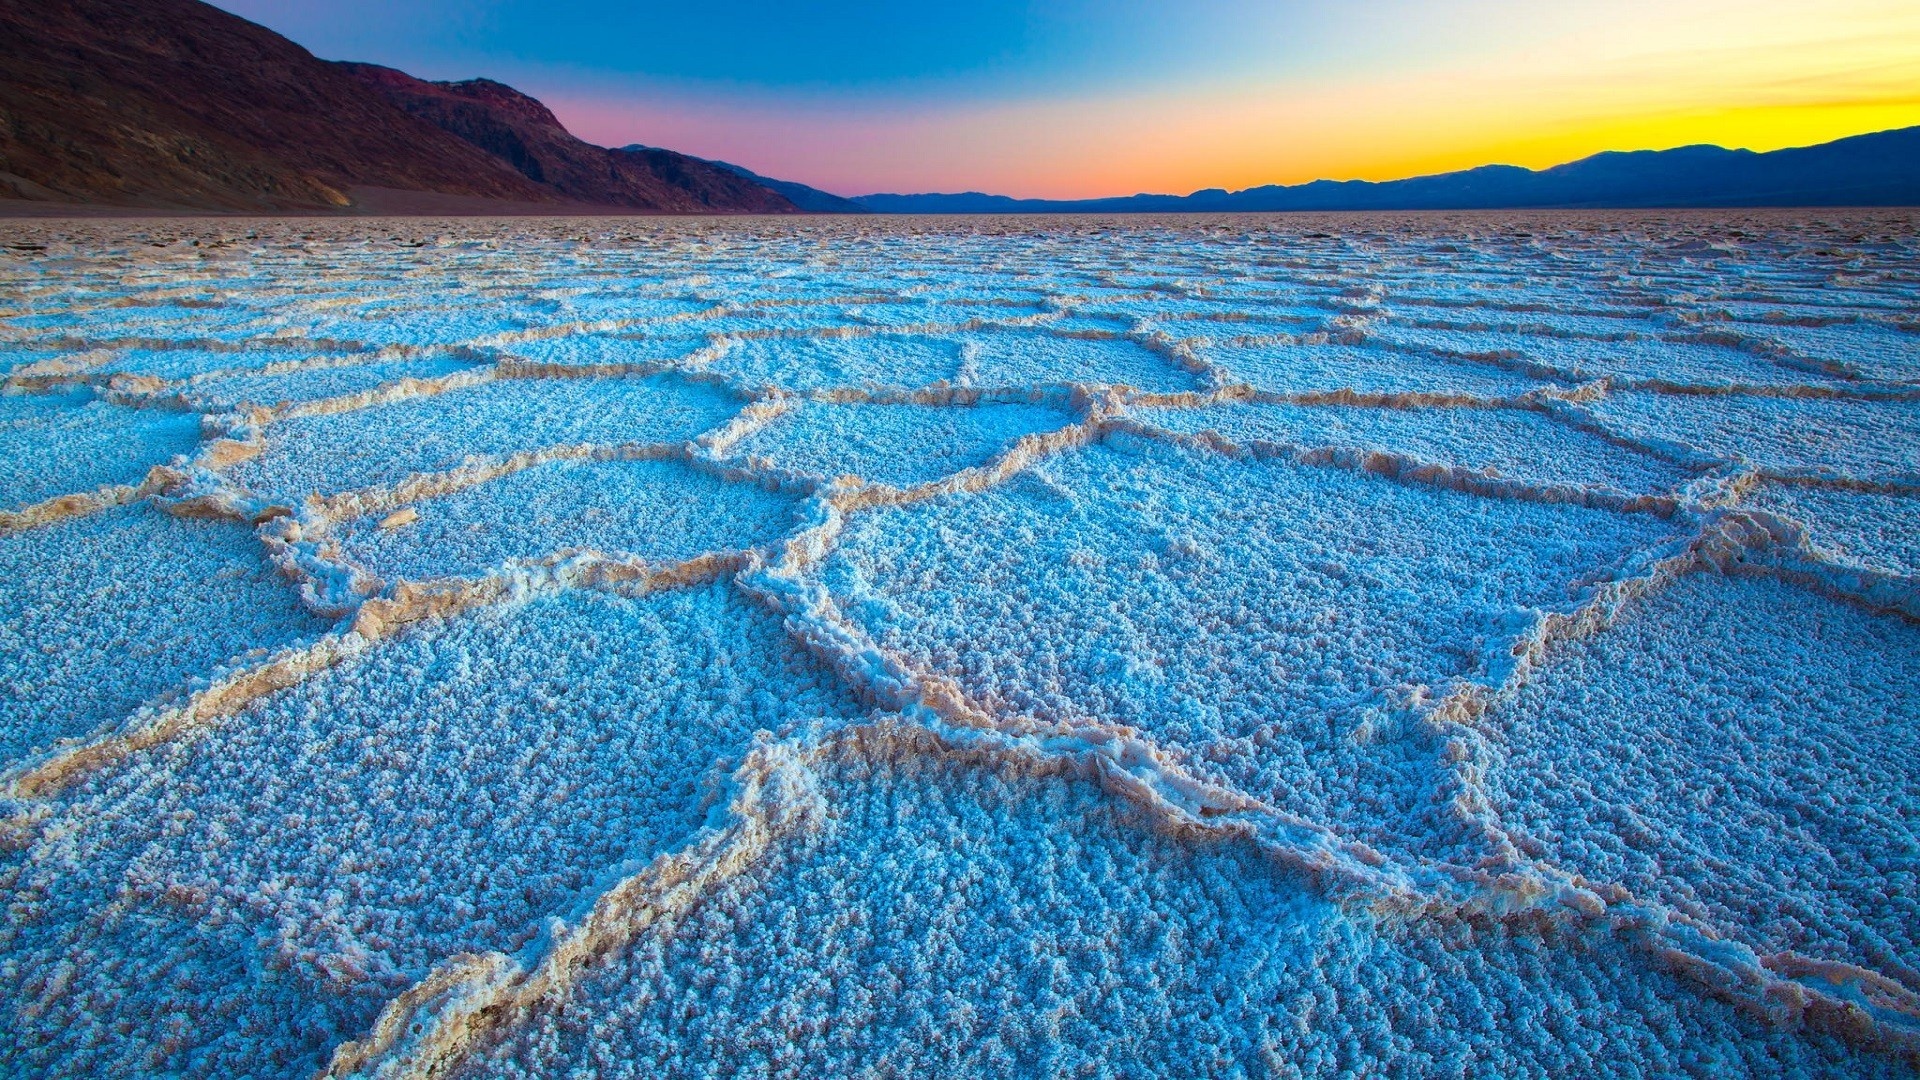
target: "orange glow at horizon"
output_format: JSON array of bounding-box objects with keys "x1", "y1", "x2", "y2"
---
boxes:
[{"x1": 548, "y1": 0, "x2": 1920, "y2": 199}]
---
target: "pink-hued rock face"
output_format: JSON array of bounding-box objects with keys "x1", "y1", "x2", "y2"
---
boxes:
[{"x1": 0, "y1": 0, "x2": 797, "y2": 213}]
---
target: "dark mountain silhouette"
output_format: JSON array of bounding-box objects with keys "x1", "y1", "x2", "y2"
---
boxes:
[
  {"x1": 342, "y1": 67, "x2": 793, "y2": 214},
  {"x1": 620, "y1": 147, "x2": 867, "y2": 214},
  {"x1": 0, "y1": 0, "x2": 794, "y2": 212},
  {"x1": 856, "y1": 126, "x2": 1920, "y2": 213}
]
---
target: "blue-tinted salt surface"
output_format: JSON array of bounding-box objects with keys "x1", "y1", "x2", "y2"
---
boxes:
[
  {"x1": 1, "y1": 214, "x2": 1915, "y2": 1079},
  {"x1": 0, "y1": 390, "x2": 201, "y2": 510},
  {"x1": 1, "y1": 584, "x2": 863, "y2": 1077}
]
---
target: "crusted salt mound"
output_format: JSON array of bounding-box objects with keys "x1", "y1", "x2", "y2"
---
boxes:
[
  {"x1": 232, "y1": 374, "x2": 741, "y2": 502},
  {"x1": 952, "y1": 329, "x2": 1200, "y2": 391},
  {"x1": 707, "y1": 334, "x2": 963, "y2": 391},
  {"x1": 0, "y1": 504, "x2": 327, "y2": 768},
  {"x1": 98, "y1": 346, "x2": 360, "y2": 381},
  {"x1": 845, "y1": 299, "x2": 1049, "y2": 328},
  {"x1": 547, "y1": 295, "x2": 715, "y2": 323},
  {"x1": 1366, "y1": 323, "x2": 1834, "y2": 388},
  {"x1": 1731, "y1": 321, "x2": 1920, "y2": 383},
  {"x1": 1138, "y1": 401, "x2": 1692, "y2": 494},
  {"x1": 0, "y1": 390, "x2": 201, "y2": 511},
  {"x1": 501, "y1": 333, "x2": 713, "y2": 369},
  {"x1": 1079, "y1": 295, "x2": 1338, "y2": 335},
  {"x1": 260, "y1": 303, "x2": 533, "y2": 348},
  {"x1": 727, "y1": 400, "x2": 1075, "y2": 488},
  {"x1": 2, "y1": 302, "x2": 266, "y2": 343},
  {"x1": 0, "y1": 583, "x2": 865, "y2": 1078},
  {"x1": 1484, "y1": 572, "x2": 1920, "y2": 981},
  {"x1": 1585, "y1": 391, "x2": 1920, "y2": 480},
  {"x1": 1198, "y1": 341, "x2": 1546, "y2": 398},
  {"x1": 336, "y1": 457, "x2": 802, "y2": 583},
  {"x1": 183, "y1": 356, "x2": 480, "y2": 412},
  {"x1": 1743, "y1": 483, "x2": 1920, "y2": 577},
  {"x1": 453, "y1": 744, "x2": 1880, "y2": 1079},
  {"x1": 823, "y1": 435, "x2": 1678, "y2": 847},
  {"x1": 681, "y1": 308, "x2": 869, "y2": 336}
]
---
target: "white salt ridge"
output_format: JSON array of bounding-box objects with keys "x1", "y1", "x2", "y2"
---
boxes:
[
  {"x1": 727, "y1": 399, "x2": 1077, "y2": 488},
  {"x1": 183, "y1": 356, "x2": 480, "y2": 412},
  {"x1": 1, "y1": 214, "x2": 1917, "y2": 1077},
  {"x1": 1584, "y1": 391, "x2": 1920, "y2": 483},
  {"x1": 1484, "y1": 572, "x2": 1920, "y2": 983},
  {"x1": 1732, "y1": 321, "x2": 1920, "y2": 383},
  {"x1": 822, "y1": 434, "x2": 1680, "y2": 851},
  {"x1": 231, "y1": 373, "x2": 742, "y2": 502},
  {"x1": 1, "y1": 584, "x2": 865, "y2": 1078},
  {"x1": 334, "y1": 456, "x2": 803, "y2": 584},
  {"x1": 707, "y1": 334, "x2": 963, "y2": 391},
  {"x1": 501, "y1": 333, "x2": 714, "y2": 369},
  {"x1": 0, "y1": 504, "x2": 328, "y2": 768},
  {"x1": 1741, "y1": 483, "x2": 1920, "y2": 577},
  {"x1": 951, "y1": 328, "x2": 1202, "y2": 391},
  {"x1": 1137, "y1": 400, "x2": 1694, "y2": 495},
  {"x1": 0, "y1": 389, "x2": 201, "y2": 513},
  {"x1": 451, "y1": 737, "x2": 1886, "y2": 1079},
  {"x1": 1197, "y1": 341, "x2": 1547, "y2": 399}
]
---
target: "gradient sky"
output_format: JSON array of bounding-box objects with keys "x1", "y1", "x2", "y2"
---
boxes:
[{"x1": 213, "y1": 0, "x2": 1920, "y2": 199}]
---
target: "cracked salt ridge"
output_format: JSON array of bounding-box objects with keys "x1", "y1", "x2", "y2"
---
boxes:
[
  {"x1": 1198, "y1": 341, "x2": 1549, "y2": 399},
  {"x1": 679, "y1": 308, "x2": 876, "y2": 336},
  {"x1": 1084, "y1": 298, "x2": 1341, "y2": 333},
  {"x1": 1742, "y1": 483, "x2": 1920, "y2": 577},
  {"x1": 501, "y1": 333, "x2": 714, "y2": 369},
  {"x1": 256, "y1": 306, "x2": 535, "y2": 349},
  {"x1": 451, "y1": 739, "x2": 1884, "y2": 1080},
  {"x1": 1364, "y1": 322, "x2": 1852, "y2": 389},
  {"x1": 1583, "y1": 391, "x2": 1920, "y2": 484},
  {"x1": 0, "y1": 503, "x2": 328, "y2": 770},
  {"x1": 96, "y1": 346, "x2": 374, "y2": 381},
  {"x1": 182, "y1": 357, "x2": 482, "y2": 412},
  {"x1": 949, "y1": 329, "x2": 1204, "y2": 391},
  {"x1": 333, "y1": 456, "x2": 804, "y2": 584},
  {"x1": 0, "y1": 583, "x2": 865, "y2": 1079},
  {"x1": 1484, "y1": 572, "x2": 1920, "y2": 986},
  {"x1": 1381, "y1": 308, "x2": 1675, "y2": 339},
  {"x1": 706, "y1": 334, "x2": 964, "y2": 392},
  {"x1": 230, "y1": 373, "x2": 742, "y2": 502},
  {"x1": 546, "y1": 296, "x2": 715, "y2": 322},
  {"x1": 1730, "y1": 321, "x2": 1920, "y2": 383},
  {"x1": 2, "y1": 304, "x2": 266, "y2": 341},
  {"x1": 0, "y1": 389, "x2": 201, "y2": 513},
  {"x1": 846, "y1": 300, "x2": 1052, "y2": 328},
  {"x1": 1137, "y1": 400, "x2": 1695, "y2": 496},
  {"x1": 821, "y1": 433, "x2": 1681, "y2": 855},
  {"x1": 726, "y1": 400, "x2": 1077, "y2": 489}
]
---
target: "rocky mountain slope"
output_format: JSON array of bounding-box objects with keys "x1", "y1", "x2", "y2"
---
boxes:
[{"x1": 0, "y1": 0, "x2": 794, "y2": 213}]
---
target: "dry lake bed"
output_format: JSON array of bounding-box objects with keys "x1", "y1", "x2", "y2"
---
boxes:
[{"x1": 1, "y1": 212, "x2": 1917, "y2": 1077}]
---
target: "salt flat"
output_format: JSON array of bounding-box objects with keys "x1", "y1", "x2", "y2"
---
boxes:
[{"x1": 0, "y1": 212, "x2": 1915, "y2": 1078}]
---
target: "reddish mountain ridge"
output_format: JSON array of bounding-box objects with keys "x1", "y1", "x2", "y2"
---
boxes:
[
  {"x1": 337, "y1": 64, "x2": 793, "y2": 214},
  {"x1": 0, "y1": 0, "x2": 795, "y2": 213}
]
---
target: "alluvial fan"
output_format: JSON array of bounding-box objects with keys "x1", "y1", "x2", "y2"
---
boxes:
[{"x1": 0, "y1": 211, "x2": 1916, "y2": 1079}]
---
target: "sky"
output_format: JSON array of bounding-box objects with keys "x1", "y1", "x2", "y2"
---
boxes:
[{"x1": 212, "y1": 0, "x2": 1920, "y2": 199}]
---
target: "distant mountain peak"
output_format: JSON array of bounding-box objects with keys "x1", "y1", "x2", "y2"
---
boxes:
[
  {"x1": 856, "y1": 128, "x2": 1920, "y2": 213},
  {"x1": 619, "y1": 147, "x2": 866, "y2": 214}
]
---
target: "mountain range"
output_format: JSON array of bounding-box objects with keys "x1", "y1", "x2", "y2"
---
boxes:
[
  {"x1": 0, "y1": 0, "x2": 1914, "y2": 215},
  {"x1": 853, "y1": 127, "x2": 1920, "y2": 212},
  {"x1": 0, "y1": 0, "x2": 794, "y2": 213}
]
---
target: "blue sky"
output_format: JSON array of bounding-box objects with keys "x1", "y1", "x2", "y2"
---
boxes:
[{"x1": 213, "y1": 0, "x2": 1920, "y2": 198}]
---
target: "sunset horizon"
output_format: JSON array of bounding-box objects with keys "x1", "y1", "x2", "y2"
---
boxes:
[{"x1": 210, "y1": 0, "x2": 1920, "y2": 199}]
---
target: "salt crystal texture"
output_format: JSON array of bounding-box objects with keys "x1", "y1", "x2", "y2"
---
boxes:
[{"x1": 0, "y1": 212, "x2": 1915, "y2": 1078}]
